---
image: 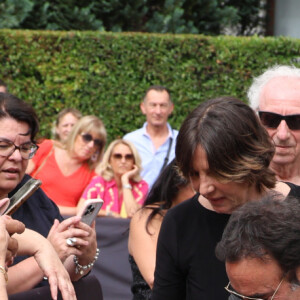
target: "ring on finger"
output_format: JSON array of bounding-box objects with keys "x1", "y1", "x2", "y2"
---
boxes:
[{"x1": 66, "y1": 237, "x2": 77, "y2": 247}]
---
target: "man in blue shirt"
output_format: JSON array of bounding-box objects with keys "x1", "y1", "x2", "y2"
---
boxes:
[{"x1": 124, "y1": 85, "x2": 178, "y2": 189}]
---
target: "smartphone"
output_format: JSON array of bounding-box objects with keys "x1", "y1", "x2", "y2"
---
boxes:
[
  {"x1": 77, "y1": 199, "x2": 104, "y2": 226},
  {"x1": 4, "y1": 178, "x2": 42, "y2": 216}
]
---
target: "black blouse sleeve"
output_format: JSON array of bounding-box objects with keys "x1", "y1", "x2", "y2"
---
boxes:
[{"x1": 152, "y1": 210, "x2": 186, "y2": 300}]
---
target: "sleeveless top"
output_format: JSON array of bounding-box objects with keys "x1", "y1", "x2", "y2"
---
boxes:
[{"x1": 129, "y1": 255, "x2": 152, "y2": 300}]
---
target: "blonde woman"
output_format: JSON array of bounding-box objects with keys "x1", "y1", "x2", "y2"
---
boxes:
[
  {"x1": 79, "y1": 139, "x2": 148, "y2": 218},
  {"x1": 27, "y1": 115, "x2": 106, "y2": 215}
]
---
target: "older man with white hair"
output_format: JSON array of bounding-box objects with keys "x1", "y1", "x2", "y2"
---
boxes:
[{"x1": 248, "y1": 65, "x2": 300, "y2": 185}]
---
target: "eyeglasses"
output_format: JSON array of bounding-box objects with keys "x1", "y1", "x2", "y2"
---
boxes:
[
  {"x1": 81, "y1": 133, "x2": 103, "y2": 149},
  {"x1": 225, "y1": 277, "x2": 284, "y2": 300},
  {"x1": 0, "y1": 140, "x2": 39, "y2": 160},
  {"x1": 112, "y1": 153, "x2": 134, "y2": 161},
  {"x1": 258, "y1": 111, "x2": 300, "y2": 130}
]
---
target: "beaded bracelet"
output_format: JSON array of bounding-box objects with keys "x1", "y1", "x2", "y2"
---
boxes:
[
  {"x1": 73, "y1": 248, "x2": 100, "y2": 275},
  {"x1": 0, "y1": 265, "x2": 8, "y2": 283}
]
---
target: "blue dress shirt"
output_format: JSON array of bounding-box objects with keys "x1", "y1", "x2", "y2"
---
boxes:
[{"x1": 124, "y1": 122, "x2": 178, "y2": 190}]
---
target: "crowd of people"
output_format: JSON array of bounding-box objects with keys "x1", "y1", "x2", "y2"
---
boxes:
[{"x1": 0, "y1": 63, "x2": 300, "y2": 299}]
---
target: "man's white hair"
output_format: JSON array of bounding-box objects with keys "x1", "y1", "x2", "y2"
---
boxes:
[{"x1": 247, "y1": 65, "x2": 300, "y2": 110}]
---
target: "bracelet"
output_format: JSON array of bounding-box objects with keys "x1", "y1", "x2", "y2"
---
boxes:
[
  {"x1": 0, "y1": 265, "x2": 8, "y2": 283},
  {"x1": 73, "y1": 248, "x2": 100, "y2": 275},
  {"x1": 123, "y1": 183, "x2": 132, "y2": 189},
  {"x1": 106, "y1": 210, "x2": 113, "y2": 216}
]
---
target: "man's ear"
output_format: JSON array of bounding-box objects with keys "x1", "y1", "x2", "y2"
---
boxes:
[
  {"x1": 168, "y1": 102, "x2": 174, "y2": 116},
  {"x1": 140, "y1": 102, "x2": 146, "y2": 115}
]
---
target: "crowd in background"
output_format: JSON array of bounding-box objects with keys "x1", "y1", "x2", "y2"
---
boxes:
[{"x1": 1, "y1": 64, "x2": 300, "y2": 299}]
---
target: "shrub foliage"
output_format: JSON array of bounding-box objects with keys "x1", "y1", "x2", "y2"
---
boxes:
[{"x1": 1, "y1": 30, "x2": 300, "y2": 142}]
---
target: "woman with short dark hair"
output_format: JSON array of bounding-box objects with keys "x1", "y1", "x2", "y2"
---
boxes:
[
  {"x1": 152, "y1": 97, "x2": 300, "y2": 300},
  {"x1": 0, "y1": 93, "x2": 98, "y2": 296}
]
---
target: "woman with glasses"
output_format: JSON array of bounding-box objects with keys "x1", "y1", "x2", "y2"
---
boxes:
[
  {"x1": 79, "y1": 139, "x2": 148, "y2": 218},
  {"x1": 27, "y1": 115, "x2": 106, "y2": 215},
  {"x1": 151, "y1": 97, "x2": 300, "y2": 300},
  {"x1": 0, "y1": 93, "x2": 97, "y2": 296}
]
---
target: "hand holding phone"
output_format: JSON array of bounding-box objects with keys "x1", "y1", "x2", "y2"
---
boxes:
[
  {"x1": 77, "y1": 199, "x2": 103, "y2": 226},
  {"x1": 4, "y1": 178, "x2": 42, "y2": 216}
]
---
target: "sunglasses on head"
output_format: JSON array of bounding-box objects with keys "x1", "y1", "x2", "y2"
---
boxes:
[
  {"x1": 81, "y1": 133, "x2": 103, "y2": 148},
  {"x1": 112, "y1": 153, "x2": 134, "y2": 161},
  {"x1": 258, "y1": 111, "x2": 300, "y2": 130}
]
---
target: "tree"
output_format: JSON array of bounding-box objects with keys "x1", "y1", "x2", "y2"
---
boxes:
[
  {"x1": 0, "y1": 0, "x2": 266, "y2": 36},
  {"x1": 0, "y1": 0, "x2": 34, "y2": 28}
]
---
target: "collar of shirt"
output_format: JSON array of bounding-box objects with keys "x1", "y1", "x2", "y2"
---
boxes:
[{"x1": 142, "y1": 122, "x2": 174, "y2": 139}]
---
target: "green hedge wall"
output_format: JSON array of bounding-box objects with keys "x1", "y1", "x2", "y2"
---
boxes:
[{"x1": 1, "y1": 30, "x2": 300, "y2": 143}]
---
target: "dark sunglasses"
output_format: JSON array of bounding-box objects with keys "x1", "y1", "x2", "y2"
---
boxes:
[
  {"x1": 258, "y1": 111, "x2": 300, "y2": 130},
  {"x1": 112, "y1": 153, "x2": 134, "y2": 161},
  {"x1": 81, "y1": 133, "x2": 103, "y2": 148}
]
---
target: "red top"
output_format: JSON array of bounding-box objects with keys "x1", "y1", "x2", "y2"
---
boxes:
[{"x1": 30, "y1": 139, "x2": 96, "y2": 207}]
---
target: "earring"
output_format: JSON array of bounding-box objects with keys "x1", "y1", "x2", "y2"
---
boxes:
[{"x1": 91, "y1": 151, "x2": 99, "y2": 162}]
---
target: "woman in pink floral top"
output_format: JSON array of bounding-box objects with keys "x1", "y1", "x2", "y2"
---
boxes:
[{"x1": 79, "y1": 139, "x2": 148, "y2": 218}]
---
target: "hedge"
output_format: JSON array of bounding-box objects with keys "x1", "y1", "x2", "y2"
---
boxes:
[{"x1": 1, "y1": 30, "x2": 300, "y2": 143}]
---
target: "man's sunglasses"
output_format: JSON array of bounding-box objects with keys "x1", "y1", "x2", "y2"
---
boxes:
[
  {"x1": 258, "y1": 111, "x2": 300, "y2": 130},
  {"x1": 81, "y1": 133, "x2": 103, "y2": 148}
]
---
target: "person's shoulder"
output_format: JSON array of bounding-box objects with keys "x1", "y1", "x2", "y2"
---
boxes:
[
  {"x1": 173, "y1": 129, "x2": 179, "y2": 137},
  {"x1": 124, "y1": 127, "x2": 143, "y2": 139},
  {"x1": 134, "y1": 179, "x2": 148, "y2": 188},
  {"x1": 87, "y1": 175, "x2": 106, "y2": 185},
  {"x1": 35, "y1": 139, "x2": 54, "y2": 154},
  {"x1": 131, "y1": 205, "x2": 162, "y2": 232},
  {"x1": 131, "y1": 207, "x2": 151, "y2": 226},
  {"x1": 165, "y1": 194, "x2": 199, "y2": 220},
  {"x1": 284, "y1": 181, "x2": 300, "y2": 198},
  {"x1": 11, "y1": 175, "x2": 63, "y2": 221},
  {"x1": 38, "y1": 139, "x2": 53, "y2": 147}
]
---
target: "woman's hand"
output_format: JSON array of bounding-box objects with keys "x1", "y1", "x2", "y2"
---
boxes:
[
  {"x1": 47, "y1": 216, "x2": 90, "y2": 262},
  {"x1": 0, "y1": 218, "x2": 9, "y2": 300},
  {"x1": 48, "y1": 216, "x2": 98, "y2": 280},
  {"x1": 14, "y1": 228, "x2": 76, "y2": 300},
  {"x1": 2, "y1": 215, "x2": 25, "y2": 266},
  {"x1": 121, "y1": 164, "x2": 139, "y2": 185},
  {"x1": 121, "y1": 165, "x2": 142, "y2": 218},
  {"x1": 0, "y1": 218, "x2": 9, "y2": 265},
  {"x1": 33, "y1": 241, "x2": 76, "y2": 300},
  {"x1": 73, "y1": 221, "x2": 97, "y2": 266}
]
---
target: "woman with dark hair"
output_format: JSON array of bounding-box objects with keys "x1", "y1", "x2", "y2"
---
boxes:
[
  {"x1": 128, "y1": 159, "x2": 195, "y2": 299},
  {"x1": 152, "y1": 97, "x2": 300, "y2": 300},
  {"x1": 0, "y1": 93, "x2": 98, "y2": 296}
]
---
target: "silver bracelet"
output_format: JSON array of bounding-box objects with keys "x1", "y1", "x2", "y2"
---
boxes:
[
  {"x1": 123, "y1": 183, "x2": 132, "y2": 189},
  {"x1": 73, "y1": 248, "x2": 100, "y2": 275}
]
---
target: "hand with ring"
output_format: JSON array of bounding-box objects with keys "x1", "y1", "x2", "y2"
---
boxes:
[
  {"x1": 66, "y1": 237, "x2": 77, "y2": 247},
  {"x1": 70, "y1": 220, "x2": 97, "y2": 266},
  {"x1": 47, "y1": 216, "x2": 89, "y2": 262}
]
